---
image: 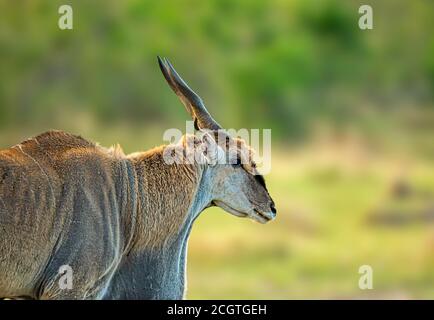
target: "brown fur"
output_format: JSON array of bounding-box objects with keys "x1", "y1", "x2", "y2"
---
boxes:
[
  {"x1": 0, "y1": 131, "x2": 137, "y2": 298},
  {"x1": 0, "y1": 130, "x2": 205, "y2": 299},
  {"x1": 128, "y1": 145, "x2": 200, "y2": 249}
]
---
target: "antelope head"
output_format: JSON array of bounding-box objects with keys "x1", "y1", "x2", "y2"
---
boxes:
[{"x1": 158, "y1": 57, "x2": 276, "y2": 223}]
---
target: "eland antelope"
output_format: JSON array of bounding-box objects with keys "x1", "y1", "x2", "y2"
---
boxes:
[{"x1": 0, "y1": 57, "x2": 276, "y2": 300}]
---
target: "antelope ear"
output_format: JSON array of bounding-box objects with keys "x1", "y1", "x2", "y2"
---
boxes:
[{"x1": 199, "y1": 131, "x2": 224, "y2": 166}]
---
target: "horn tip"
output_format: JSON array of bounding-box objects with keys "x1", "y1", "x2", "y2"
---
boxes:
[
  {"x1": 157, "y1": 55, "x2": 164, "y2": 65},
  {"x1": 157, "y1": 55, "x2": 168, "y2": 73}
]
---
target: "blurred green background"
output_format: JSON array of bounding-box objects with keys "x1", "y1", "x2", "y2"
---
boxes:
[{"x1": 1, "y1": 0, "x2": 434, "y2": 299}]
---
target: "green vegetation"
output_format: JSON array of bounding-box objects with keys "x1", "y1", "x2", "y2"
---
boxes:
[{"x1": 0, "y1": 0, "x2": 433, "y2": 299}]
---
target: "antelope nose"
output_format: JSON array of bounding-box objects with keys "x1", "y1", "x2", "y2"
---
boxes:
[{"x1": 270, "y1": 202, "x2": 277, "y2": 215}]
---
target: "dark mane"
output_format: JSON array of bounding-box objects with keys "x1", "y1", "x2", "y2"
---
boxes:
[{"x1": 26, "y1": 130, "x2": 95, "y2": 148}]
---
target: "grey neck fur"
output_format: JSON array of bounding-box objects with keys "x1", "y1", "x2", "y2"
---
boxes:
[{"x1": 104, "y1": 151, "x2": 212, "y2": 300}]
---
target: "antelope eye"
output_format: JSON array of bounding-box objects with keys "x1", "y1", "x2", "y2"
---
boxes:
[{"x1": 232, "y1": 157, "x2": 242, "y2": 167}]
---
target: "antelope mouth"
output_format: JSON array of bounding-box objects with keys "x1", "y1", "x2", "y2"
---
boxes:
[
  {"x1": 213, "y1": 201, "x2": 274, "y2": 224},
  {"x1": 254, "y1": 209, "x2": 272, "y2": 221},
  {"x1": 253, "y1": 209, "x2": 275, "y2": 224}
]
